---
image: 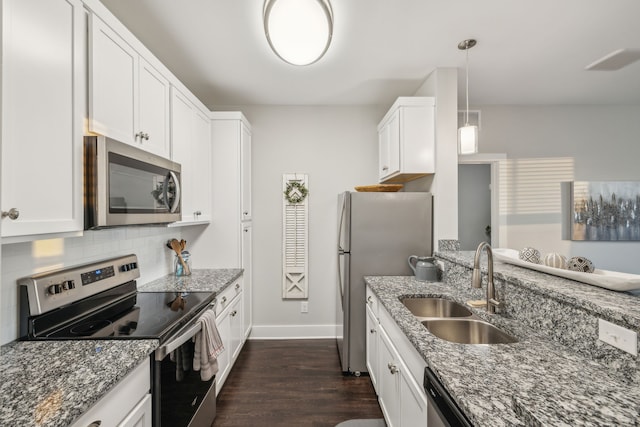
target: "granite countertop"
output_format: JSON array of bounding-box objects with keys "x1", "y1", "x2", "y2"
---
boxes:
[
  {"x1": 0, "y1": 339, "x2": 157, "y2": 427},
  {"x1": 437, "y1": 251, "x2": 640, "y2": 327},
  {"x1": 365, "y1": 276, "x2": 640, "y2": 427},
  {"x1": 1, "y1": 268, "x2": 242, "y2": 427},
  {"x1": 137, "y1": 268, "x2": 243, "y2": 292}
]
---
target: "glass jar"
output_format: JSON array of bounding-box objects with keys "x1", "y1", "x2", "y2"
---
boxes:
[{"x1": 174, "y1": 251, "x2": 192, "y2": 276}]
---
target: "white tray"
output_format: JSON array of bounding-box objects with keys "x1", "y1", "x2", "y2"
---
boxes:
[{"x1": 492, "y1": 248, "x2": 640, "y2": 292}]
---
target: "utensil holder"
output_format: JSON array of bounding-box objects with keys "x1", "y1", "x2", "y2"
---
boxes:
[{"x1": 174, "y1": 251, "x2": 191, "y2": 276}]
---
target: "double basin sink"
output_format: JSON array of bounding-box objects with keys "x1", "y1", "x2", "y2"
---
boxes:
[{"x1": 401, "y1": 297, "x2": 518, "y2": 344}]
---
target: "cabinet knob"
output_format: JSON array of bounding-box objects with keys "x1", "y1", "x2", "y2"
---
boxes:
[
  {"x1": 387, "y1": 363, "x2": 398, "y2": 374},
  {"x1": 144, "y1": 133, "x2": 150, "y2": 140},
  {"x1": 235, "y1": 283, "x2": 240, "y2": 290},
  {"x1": 1, "y1": 208, "x2": 19, "y2": 220},
  {"x1": 243, "y1": 211, "x2": 248, "y2": 215},
  {"x1": 382, "y1": 166, "x2": 389, "y2": 171},
  {"x1": 367, "y1": 296, "x2": 373, "y2": 304},
  {"x1": 194, "y1": 211, "x2": 201, "y2": 216},
  {"x1": 221, "y1": 296, "x2": 227, "y2": 303},
  {"x1": 231, "y1": 310, "x2": 237, "y2": 317},
  {"x1": 370, "y1": 328, "x2": 376, "y2": 334}
]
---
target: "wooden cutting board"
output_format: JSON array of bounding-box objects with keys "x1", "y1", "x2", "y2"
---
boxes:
[{"x1": 354, "y1": 184, "x2": 403, "y2": 192}]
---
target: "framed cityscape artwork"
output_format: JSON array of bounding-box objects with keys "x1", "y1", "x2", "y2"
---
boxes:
[{"x1": 563, "y1": 181, "x2": 640, "y2": 241}]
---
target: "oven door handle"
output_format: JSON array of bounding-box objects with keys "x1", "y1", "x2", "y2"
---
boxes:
[{"x1": 155, "y1": 302, "x2": 215, "y2": 361}]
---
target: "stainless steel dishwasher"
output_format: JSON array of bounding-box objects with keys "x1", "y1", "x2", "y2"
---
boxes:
[{"x1": 423, "y1": 367, "x2": 473, "y2": 427}]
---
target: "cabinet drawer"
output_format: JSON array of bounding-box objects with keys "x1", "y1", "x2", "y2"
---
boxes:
[
  {"x1": 216, "y1": 279, "x2": 242, "y2": 314},
  {"x1": 71, "y1": 360, "x2": 150, "y2": 427},
  {"x1": 366, "y1": 287, "x2": 379, "y2": 318}
]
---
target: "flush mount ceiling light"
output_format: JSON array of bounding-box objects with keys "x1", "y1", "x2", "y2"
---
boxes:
[
  {"x1": 263, "y1": 0, "x2": 333, "y2": 66},
  {"x1": 458, "y1": 39, "x2": 478, "y2": 155}
]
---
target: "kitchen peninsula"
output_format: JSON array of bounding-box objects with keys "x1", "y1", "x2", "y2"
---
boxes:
[{"x1": 365, "y1": 248, "x2": 640, "y2": 426}]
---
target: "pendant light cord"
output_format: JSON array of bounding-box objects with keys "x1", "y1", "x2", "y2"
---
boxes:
[{"x1": 465, "y1": 42, "x2": 470, "y2": 126}]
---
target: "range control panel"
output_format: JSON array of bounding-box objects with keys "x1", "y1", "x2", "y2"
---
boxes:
[{"x1": 18, "y1": 254, "x2": 140, "y2": 316}]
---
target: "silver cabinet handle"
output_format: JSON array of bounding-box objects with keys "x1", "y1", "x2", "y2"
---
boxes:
[
  {"x1": 387, "y1": 362, "x2": 398, "y2": 374},
  {"x1": 135, "y1": 132, "x2": 150, "y2": 141},
  {"x1": 235, "y1": 283, "x2": 241, "y2": 290},
  {"x1": 382, "y1": 166, "x2": 389, "y2": 171},
  {"x1": 1, "y1": 208, "x2": 19, "y2": 220},
  {"x1": 231, "y1": 310, "x2": 237, "y2": 317},
  {"x1": 221, "y1": 296, "x2": 227, "y2": 303},
  {"x1": 194, "y1": 211, "x2": 201, "y2": 216}
]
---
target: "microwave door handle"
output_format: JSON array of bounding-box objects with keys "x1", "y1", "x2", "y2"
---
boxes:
[{"x1": 163, "y1": 171, "x2": 181, "y2": 213}]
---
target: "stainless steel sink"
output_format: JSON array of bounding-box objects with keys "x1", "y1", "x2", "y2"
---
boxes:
[
  {"x1": 421, "y1": 318, "x2": 518, "y2": 344},
  {"x1": 401, "y1": 297, "x2": 473, "y2": 318}
]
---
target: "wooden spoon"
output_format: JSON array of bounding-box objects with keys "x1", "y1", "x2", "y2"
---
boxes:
[{"x1": 170, "y1": 239, "x2": 190, "y2": 275}]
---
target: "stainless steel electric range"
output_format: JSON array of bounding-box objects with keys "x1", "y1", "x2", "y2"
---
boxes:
[{"x1": 18, "y1": 254, "x2": 217, "y2": 427}]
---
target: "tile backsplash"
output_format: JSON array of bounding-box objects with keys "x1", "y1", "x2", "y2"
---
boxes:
[{"x1": 1, "y1": 226, "x2": 184, "y2": 345}]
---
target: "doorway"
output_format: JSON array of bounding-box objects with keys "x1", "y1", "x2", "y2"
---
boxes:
[
  {"x1": 458, "y1": 164, "x2": 491, "y2": 250},
  {"x1": 457, "y1": 153, "x2": 506, "y2": 250}
]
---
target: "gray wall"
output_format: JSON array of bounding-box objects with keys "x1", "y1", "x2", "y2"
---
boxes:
[
  {"x1": 233, "y1": 105, "x2": 384, "y2": 338},
  {"x1": 478, "y1": 105, "x2": 640, "y2": 274}
]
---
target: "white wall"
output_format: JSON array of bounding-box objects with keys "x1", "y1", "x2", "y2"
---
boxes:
[
  {"x1": 232, "y1": 105, "x2": 383, "y2": 338},
  {"x1": 478, "y1": 105, "x2": 640, "y2": 274},
  {"x1": 0, "y1": 226, "x2": 184, "y2": 344},
  {"x1": 408, "y1": 68, "x2": 459, "y2": 250}
]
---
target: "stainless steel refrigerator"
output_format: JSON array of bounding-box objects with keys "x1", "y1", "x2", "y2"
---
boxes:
[{"x1": 336, "y1": 191, "x2": 433, "y2": 375}]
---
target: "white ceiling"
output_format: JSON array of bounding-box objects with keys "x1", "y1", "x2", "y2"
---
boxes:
[{"x1": 100, "y1": 0, "x2": 640, "y2": 108}]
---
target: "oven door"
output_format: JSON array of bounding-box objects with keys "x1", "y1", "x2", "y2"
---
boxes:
[{"x1": 153, "y1": 304, "x2": 217, "y2": 427}]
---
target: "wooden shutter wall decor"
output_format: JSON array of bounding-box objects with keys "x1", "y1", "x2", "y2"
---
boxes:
[{"x1": 282, "y1": 174, "x2": 309, "y2": 299}]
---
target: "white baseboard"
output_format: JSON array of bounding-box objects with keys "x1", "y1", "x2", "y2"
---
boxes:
[{"x1": 248, "y1": 324, "x2": 337, "y2": 340}]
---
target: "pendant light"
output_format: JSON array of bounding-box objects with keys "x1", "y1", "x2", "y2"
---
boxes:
[
  {"x1": 263, "y1": 0, "x2": 333, "y2": 66},
  {"x1": 458, "y1": 39, "x2": 478, "y2": 154}
]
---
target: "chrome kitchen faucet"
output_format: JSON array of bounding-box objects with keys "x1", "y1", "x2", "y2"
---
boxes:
[{"x1": 471, "y1": 242, "x2": 502, "y2": 314}]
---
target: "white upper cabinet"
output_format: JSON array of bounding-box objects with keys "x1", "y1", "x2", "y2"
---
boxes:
[
  {"x1": 378, "y1": 97, "x2": 435, "y2": 184},
  {"x1": 1, "y1": 0, "x2": 85, "y2": 239},
  {"x1": 170, "y1": 87, "x2": 211, "y2": 224},
  {"x1": 89, "y1": 15, "x2": 170, "y2": 157}
]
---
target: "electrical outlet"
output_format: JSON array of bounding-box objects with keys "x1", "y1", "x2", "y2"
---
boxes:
[
  {"x1": 300, "y1": 301, "x2": 309, "y2": 313},
  {"x1": 598, "y1": 319, "x2": 638, "y2": 356}
]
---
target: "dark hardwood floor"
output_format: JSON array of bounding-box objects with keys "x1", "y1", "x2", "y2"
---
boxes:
[{"x1": 213, "y1": 339, "x2": 384, "y2": 427}]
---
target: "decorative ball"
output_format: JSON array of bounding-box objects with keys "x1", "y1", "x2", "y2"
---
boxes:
[
  {"x1": 543, "y1": 253, "x2": 568, "y2": 269},
  {"x1": 567, "y1": 256, "x2": 595, "y2": 273},
  {"x1": 519, "y1": 247, "x2": 541, "y2": 264}
]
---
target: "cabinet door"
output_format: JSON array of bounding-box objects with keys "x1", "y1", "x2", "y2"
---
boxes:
[
  {"x1": 378, "y1": 328, "x2": 400, "y2": 427},
  {"x1": 89, "y1": 15, "x2": 137, "y2": 144},
  {"x1": 399, "y1": 372, "x2": 428, "y2": 427},
  {"x1": 170, "y1": 88, "x2": 195, "y2": 221},
  {"x1": 240, "y1": 123, "x2": 252, "y2": 221},
  {"x1": 118, "y1": 394, "x2": 152, "y2": 427},
  {"x1": 138, "y1": 58, "x2": 170, "y2": 157},
  {"x1": 215, "y1": 305, "x2": 232, "y2": 394},
  {"x1": 378, "y1": 111, "x2": 400, "y2": 181},
  {"x1": 242, "y1": 223, "x2": 253, "y2": 338},
  {"x1": 192, "y1": 109, "x2": 212, "y2": 222},
  {"x1": 229, "y1": 295, "x2": 243, "y2": 360},
  {"x1": 366, "y1": 305, "x2": 379, "y2": 392},
  {"x1": 1, "y1": 0, "x2": 84, "y2": 238}
]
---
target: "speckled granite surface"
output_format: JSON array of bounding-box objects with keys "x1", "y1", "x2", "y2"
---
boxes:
[
  {"x1": 1, "y1": 269, "x2": 241, "y2": 427},
  {"x1": 0, "y1": 339, "x2": 157, "y2": 427},
  {"x1": 366, "y1": 247, "x2": 640, "y2": 427},
  {"x1": 137, "y1": 268, "x2": 243, "y2": 292}
]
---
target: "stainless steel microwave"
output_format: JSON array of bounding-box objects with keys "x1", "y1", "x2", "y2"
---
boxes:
[{"x1": 84, "y1": 136, "x2": 181, "y2": 229}]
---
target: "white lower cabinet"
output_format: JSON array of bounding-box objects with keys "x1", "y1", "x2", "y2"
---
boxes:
[
  {"x1": 215, "y1": 278, "x2": 245, "y2": 394},
  {"x1": 366, "y1": 286, "x2": 428, "y2": 427},
  {"x1": 71, "y1": 360, "x2": 151, "y2": 427},
  {"x1": 366, "y1": 304, "x2": 379, "y2": 391}
]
